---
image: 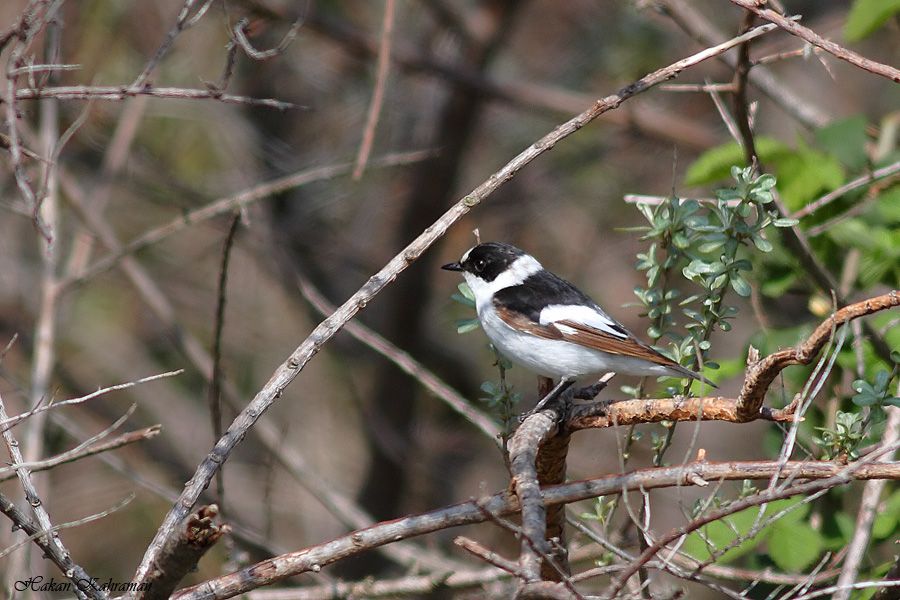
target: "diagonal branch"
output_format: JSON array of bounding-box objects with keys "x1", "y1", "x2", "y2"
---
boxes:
[
  {"x1": 728, "y1": 0, "x2": 900, "y2": 83},
  {"x1": 130, "y1": 20, "x2": 781, "y2": 596}
]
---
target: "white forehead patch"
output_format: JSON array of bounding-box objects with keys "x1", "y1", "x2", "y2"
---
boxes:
[{"x1": 460, "y1": 246, "x2": 474, "y2": 263}]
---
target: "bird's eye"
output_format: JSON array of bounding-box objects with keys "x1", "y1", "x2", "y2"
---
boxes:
[{"x1": 474, "y1": 258, "x2": 486, "y2": 272}]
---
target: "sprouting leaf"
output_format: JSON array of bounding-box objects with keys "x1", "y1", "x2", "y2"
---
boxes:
[{"x1": 456, "y1": 318, "x2": 481, "y2": 334}]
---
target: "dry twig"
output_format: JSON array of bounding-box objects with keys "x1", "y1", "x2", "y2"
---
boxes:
[{"x1": 728, "y1": 0, "x2": 900, "y2": 83}]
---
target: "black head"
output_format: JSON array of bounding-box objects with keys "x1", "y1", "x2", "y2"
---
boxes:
[{"x1": 441, "y1": 242, "x2": 527, "y2": 282}]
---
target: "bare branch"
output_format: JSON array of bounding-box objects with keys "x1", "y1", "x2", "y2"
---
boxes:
[
  {"x1": 0, "y1": 369, "x2": 184, "y2": 432},
  {"x1": 728, "y1": 0, "x2": 900, "y2": 83},
  {"x1": 792, "y1": 160, "x2": 900, "y2": 219},
  {"x1": 738, "y1": 291, "x2": 899, "y2": 420},
  {"x1": 170, "y1": 459, "x2": 900, "y2": 600},
  {"x1": 60, "y1": 150, "x2": 436, "y2": 291},
  {"x1": 142, "y1": 505, "x2": 231, "y2": 600},
  {"x1": 0, "y1": 390, "x2": 106, "y2": 600},
  {"x1": 0, "y1": 426, "x2": 160, "y2": 482},
  {"x1": 14, "y1": 85, "x2": 299, "y2": 110},
  {"x1": 352, "y1": 0, "x2": 395, "y2": 179}
]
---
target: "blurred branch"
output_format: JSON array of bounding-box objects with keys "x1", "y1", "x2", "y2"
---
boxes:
[
  {"x1": 0, "y1": 369, "x2": 183, "y2": 433},
  {"x1": 728, "y1": 0, "x2": 900, "y2": 83},
  {"x1": 132, "y1": 0, "x2": 216, "y2": 88},
  {"x1": 0, "y1": 426, "x2": 160, "y2": 482},
  {"x1": 134, "y1": 23, "x2": 784, "y2": 595},
  {"x1": 171, "y1": 459, "x2": 900, "y2": 599},
  {"x1": 792, "y1": 160, "x2": 900, "y2": 219},
  {"x1": 14, "y1": 85, "x2": 299, "y2": 110},
  {"x1": 60, "y1": 149, "x2": 435, "y2": 291},
  {"x1": 0, "y1": 390, "x2": 106, "y2": 600},
  {"x1": 352, "y1": 0, "x2": 395, "y2": 180},
  {"x1": 308, "y1": 12, "x2": 719, "y2": 149},
  {"x1": 208, "y1": 215, "x2": 241, "y2": 513},
  {"x1": 646, "y1": 0, "x2": 830, "y2": 128},
  {"x1": 295, "y1": 271, "x2": 501, "y2": 442}
]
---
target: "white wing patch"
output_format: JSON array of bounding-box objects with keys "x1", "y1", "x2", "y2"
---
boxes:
[{"x1": 539, "y1": 304, "x2": 628, "y2": 339}]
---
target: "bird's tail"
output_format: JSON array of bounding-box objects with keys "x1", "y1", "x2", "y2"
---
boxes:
[{"x1": 667, "y1": 363, "x2": 718, "y2": 389}]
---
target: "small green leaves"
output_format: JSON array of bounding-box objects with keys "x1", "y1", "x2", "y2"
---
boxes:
[
  {"x1": 455, "y1": 318, "x2": 481, "y2": 334},
  {"x1": 814, "y1": 411, "x2": 866, "y2": 460},
  {"x1": 451, "y1": 282, "x2": 476, "y2": 307},
  {"x1": 851, "y1": 369, "x2": 899, "y2": 408}
]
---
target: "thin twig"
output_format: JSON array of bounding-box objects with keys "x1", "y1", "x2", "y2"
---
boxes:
[
  {"x1": 352, "y1": 0, "x2": 395, "y2": 179},
  {"x1": 728, "y1": 0, "x2": 900, "y2": 83},
  {"x1": 131, "y1": 0, "x2": 215, "y2": 88},
  {"x1": 14, "y1": 85, "x2": 299, "y2": 110},
  {"x1": 454, "y1": 536, "x2": 520, "y2": 575},
  {"x1": 0, "y1": 426, "x2": 160, "y2": 482},
  {"x1": 0, "y1": 390, "x2": 106, "y2": 600},
  {"x1": 792, "y1": 160, "x2": 900, "y2": 219},
  {"x1": 132, "y1": 23, "x2": 783, "y2": 596},
  {"x1": 208, "y1": 215, "x2": 241, "y2": 512},
  {"x1": 0, "y1": 369, "x2": 184, "y2": 432}
]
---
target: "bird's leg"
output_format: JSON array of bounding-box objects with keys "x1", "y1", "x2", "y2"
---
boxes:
[
  {"x1": 574, "y1": 373, "x2": 615, "y2": 399},
  {"x1": 520, "y1": 377, "x2": 574, "y2": 420}
]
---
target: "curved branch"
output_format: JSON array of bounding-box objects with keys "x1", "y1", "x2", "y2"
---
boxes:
[{"x1": 738, "y1": 291, "x2": 899, "y2": 420}]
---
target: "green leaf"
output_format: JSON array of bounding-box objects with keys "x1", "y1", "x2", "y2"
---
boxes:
[
  {"x1": 456, "y1": 318, "x2": 481, "y2": 334},
  {"x1": 871, "y1": 490, "x2": 900, "y2": 540},
  {"x1": 730, "y1": 275, "x2": 752, "y2": 297},
  {"x1": 685, "y1": 138, "x2": 790, "y2": 186},
  {"x1": 768, "y1": 521, "x2": 824, "y2": 572},
  {"x1": 816, "y1": 116, "x2": 869, "y2": 171},
  {"x1": 845, "y1": 0, "x2": 900, "y2": 41},
  {"x1": 776, "y1": 143, "x2": 846, "y2": 209}
]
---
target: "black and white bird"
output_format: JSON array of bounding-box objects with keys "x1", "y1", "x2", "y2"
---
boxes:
[{"x1": 442, "y1": 242, "x2": 714, "y2": 410}]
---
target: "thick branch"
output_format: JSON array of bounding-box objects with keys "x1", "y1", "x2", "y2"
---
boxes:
[
  {"x1": 738, "y1": 291, "x2": 899, "y2": 420},
  {"x1": 509, "y1": 408, "x2": 559, "y2": 582},
  {"x1": 568, "y1": 395, "x2": 796, "y2": 430},
  {"x1": 170, "y1": 460, "x2": 900, "y2": 600},
  {"x1": 142, "y1": 505, "x2": 231, "y2": 600},
  {"x1": 131, "y1": 21, "x2": 780, "y2": 595}
]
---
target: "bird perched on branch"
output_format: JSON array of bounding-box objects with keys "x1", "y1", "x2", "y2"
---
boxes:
[{"x1": 443, "y1": 242, "x2": 715, "y2": 412}]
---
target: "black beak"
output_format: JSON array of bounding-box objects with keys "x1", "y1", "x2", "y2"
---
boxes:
[{"x1": 441, "y1": 262, "x2": 463, "y2": 272}]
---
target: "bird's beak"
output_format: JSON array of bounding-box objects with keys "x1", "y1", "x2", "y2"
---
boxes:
[{"x1": 441, "y1": 262, "x2": 463, "y2": 272}]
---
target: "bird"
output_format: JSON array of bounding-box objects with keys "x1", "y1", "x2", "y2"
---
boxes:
[{"x1": 442, "y1": 242, "x2": 715, "y2": 412}]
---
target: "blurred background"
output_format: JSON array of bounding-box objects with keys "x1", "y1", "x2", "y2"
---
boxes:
[{"x1": 0, "y1": 0, "x2": 897, "y2": 597}]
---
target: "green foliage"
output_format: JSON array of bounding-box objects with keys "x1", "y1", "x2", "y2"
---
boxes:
[
  {"x1": 682, "y1": 496, "x2": 823, "y2": 572},
  {"x1": 633, "y1": 167, "x2": 792, "y2": 385},
  {"x1": 851, "y1": 369, "x2": 900, "y2": 408},
  {"x1": 813, "y1": 411, "x2": 867, "y2": 460},
  {"x1": 845, "y1": 0, "x2": 900, "y2": 40},
  {"x1": 451, "y1": 283, "x2": 481, "y2": 334},
  {"x1": 686, "y1": 137, "x2": 846, "y2": 210}
]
